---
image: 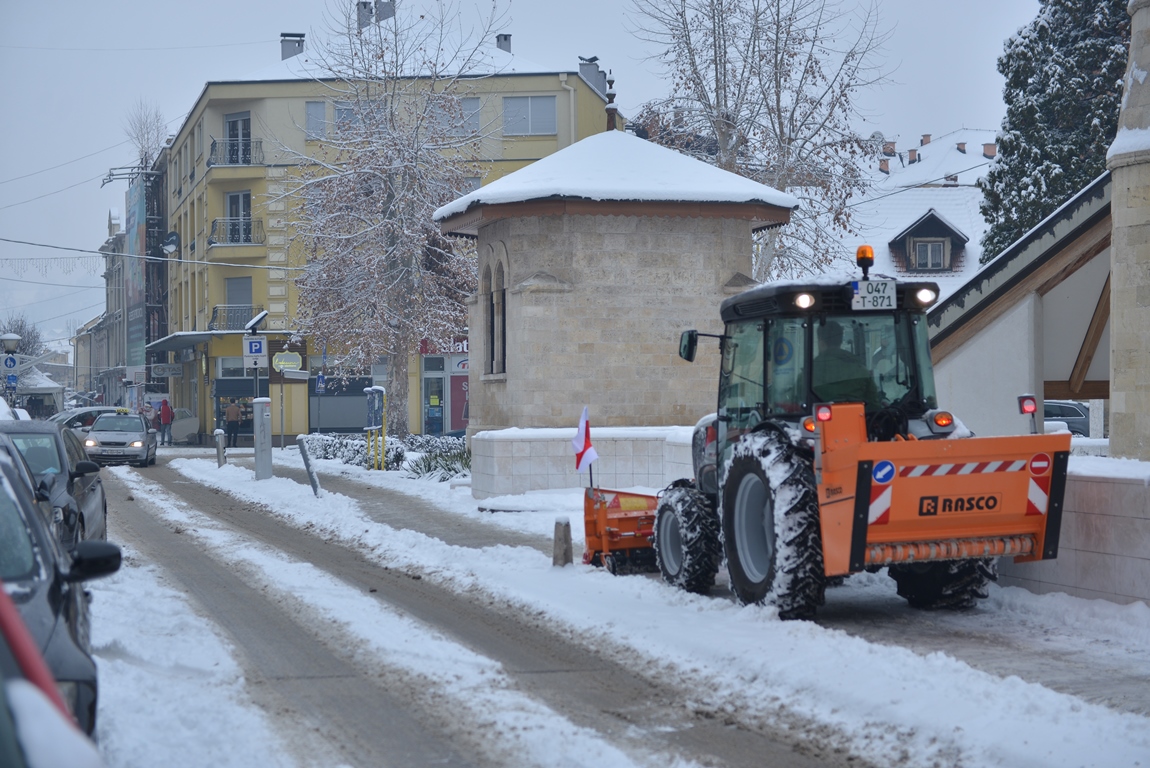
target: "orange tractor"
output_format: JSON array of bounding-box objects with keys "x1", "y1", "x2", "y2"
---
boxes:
[{"x1": 585, "y1": 248, "x2": 1070, "y2": 619}]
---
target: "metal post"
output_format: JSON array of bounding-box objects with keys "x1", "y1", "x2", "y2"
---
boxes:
[
  {"x1": 215, "y1": 429, "x2": 227, "y2": 467},
  {"x1": 279, "y1": 377, "x2": 285, "y2": 451},
  {"x1": 253, "y1": 397, "x2": 273, "y2": 479}
]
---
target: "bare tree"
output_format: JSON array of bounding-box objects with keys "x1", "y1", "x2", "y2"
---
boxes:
[
  {"x1": 288, "y1": 0, "x2": 501, "y2": 435},
  {"x1": 123, "y1": 97, "x2": 167, "y2": 167},
  {"x1": 0, "y1": 313, "x2": 45, "y2": 358},
  {"x1": 630, "y1": 0, "x2": 889, "y2": 279}
]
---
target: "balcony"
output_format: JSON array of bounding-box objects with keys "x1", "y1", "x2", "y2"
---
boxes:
[
  {"x1": 208, "y1": 139, "x2": 264, "y2": 166},
  {"x1": 208, "y1": 217, "x2": 265, "y2": 246},
  {"x1": 208, "y1": 305, "x2": 264, "y2": 331}
]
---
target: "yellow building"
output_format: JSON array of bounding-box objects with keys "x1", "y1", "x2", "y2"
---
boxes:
[{"x1": 146, "y1": 35, "x2": 619, "y2": 442}]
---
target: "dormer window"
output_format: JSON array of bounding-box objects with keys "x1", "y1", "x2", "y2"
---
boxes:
[{"x1": 912, "y1": 238, "x2": 948, "y2": 270}]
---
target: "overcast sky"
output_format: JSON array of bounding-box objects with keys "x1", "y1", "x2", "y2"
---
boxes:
[{"x1": 0, "y1": 0, "x2": 1039, "y2": 355}]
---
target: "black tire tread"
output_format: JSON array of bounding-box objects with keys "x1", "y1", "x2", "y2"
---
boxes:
[
  {"x1": 888, "y1": 558, "x2": 998, "y2": 610},
  {"x1": 654, "y1": 481, "x2": 722, "y2": 594},
  {"x1": 721, "y1": 431, "x2": 825, "y2": 619}
]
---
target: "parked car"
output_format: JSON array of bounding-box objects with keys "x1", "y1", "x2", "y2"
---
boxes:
[
  {"x1": 1044, "y1": 399, "x2": 1090, "y2": 437},
  {"x1": 0, "y1": 421, "x2": 107, "y2": 547},
  {"x1": 83, "y1": 411, "x2": 158, "y2": 467},
  {"x1": 0, "y1": 452, "x2": 121, "y2": 736},
  {"x1": 0, "y1": 433, "x2": 58, "y2": 540},
  {"x1": 49, "y1": 407, "x2": 118, "y2": 436},
  {"x1": 170, "y1": 407, "x2": 199, "y2": 445}
]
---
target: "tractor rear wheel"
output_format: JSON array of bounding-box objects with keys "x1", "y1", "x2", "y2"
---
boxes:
[
  {"x1": 888, "y1": 558, "x2": 998, "y2": 610},
  {"x1": 721, "y1": 432, "x2": 825, "y2": 619},
  {"x1": 654, "y1": 481, "x2": 721, "y2": 594}
]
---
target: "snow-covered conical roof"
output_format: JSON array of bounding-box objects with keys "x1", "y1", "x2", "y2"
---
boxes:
[{"x1": 434, "y1": 130, "x2": 799, "y2": 231}]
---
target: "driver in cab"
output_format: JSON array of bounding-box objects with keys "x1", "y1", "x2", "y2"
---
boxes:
[{"x1": 812, "y1": 320, "x2": 881, "y2": 409}]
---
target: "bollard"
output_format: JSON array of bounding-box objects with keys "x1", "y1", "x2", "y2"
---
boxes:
[
  {"x1": 296, "y1": 435, "x2": 323, "y2": 497},
  {"x1": 253, "y1": 397, "x2": 273, "y2": 480},
  {"x1": 552, "y1": 516, "x2": 573, "y2": 567},
  {"x1": 214, "y1": 429, "x2": 226, "y2": 467}
]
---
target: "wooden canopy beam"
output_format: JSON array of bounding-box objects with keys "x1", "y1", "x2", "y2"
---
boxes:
[{"x1": 1068, "y1": 274, "x2": 1110, "y2": 396}]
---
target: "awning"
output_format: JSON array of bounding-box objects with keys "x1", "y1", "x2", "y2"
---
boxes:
[{"x1": 146, "y1": 330, "x2": 249, "y2": 353}]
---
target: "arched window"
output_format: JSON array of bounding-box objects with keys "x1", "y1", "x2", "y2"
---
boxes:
[
  {"x1": 481, "y1": 265, "x2": 494, "y2": 374},
  {"x1": 493, "y1": 261, "x2": 506, "y2": 374}
]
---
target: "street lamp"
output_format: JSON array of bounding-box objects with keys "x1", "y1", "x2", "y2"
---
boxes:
[{"x1": 2, "y1": 333, "x2": 20, "y2": 406}]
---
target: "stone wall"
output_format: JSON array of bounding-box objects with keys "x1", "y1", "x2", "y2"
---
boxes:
[
  {"x1": 999, "y1": 470, "x2": 1150, "y2": 606},
  {"x1": 469, "y1": 213, "x2": 750, "y2": 438}
]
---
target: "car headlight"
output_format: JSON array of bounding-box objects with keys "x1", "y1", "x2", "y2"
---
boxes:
[
  {"x1": 84, "y1": 438, "x2": 99, "y2": 447},
  {"x1": 129, "y1": 440, "x2": 144, "y2": 448}
]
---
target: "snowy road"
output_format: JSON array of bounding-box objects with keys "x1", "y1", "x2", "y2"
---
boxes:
[{"x1": 87, "y1": 449, "x2": 1150, "y2": 767}]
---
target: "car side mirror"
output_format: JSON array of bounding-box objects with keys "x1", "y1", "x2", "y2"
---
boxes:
[
  {"x1": 148, "y1": 428, "x2": 157, "y2": 434},
  {"x1": 80, "y1": 426, "x2": 91, "y2": 433},
  {"x1": 35, "y1": 476, "x2": 54, "y2": 502},
  {"x1": 66, "y1": 540, "x2": 121, "y2": 582},
  {"x1": 679, "y1": 330, "x2": 698, "y2": 363},
  {"x1": 71, "y1": 460, "x2": 101, "y2": 478}
]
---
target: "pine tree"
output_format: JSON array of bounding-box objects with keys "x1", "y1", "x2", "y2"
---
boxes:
[{"x1": 979, "y1": 0, "x2": 1129, "y2": 262}]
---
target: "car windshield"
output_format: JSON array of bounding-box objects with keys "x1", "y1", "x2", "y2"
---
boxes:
[
  {"x1": 0, "y1": 477, "x2": 37, "y2": 581},
  {"x1": 92, "y1": 415, "x2": 145, "y2": 432},
  {"x1": 8, "y1": 435, "x2": 62, "y2": 475}
]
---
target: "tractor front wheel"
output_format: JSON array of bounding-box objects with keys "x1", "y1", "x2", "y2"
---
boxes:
[
  {"x1": 888, "y1": 558, "x2": 998, "y2": 610},
  {"x1": 654, "y1": 481, "x2": 721, "y2": 594},
  {"x1": 721, "y1": 432, "x2": 825, "y2": 619}
]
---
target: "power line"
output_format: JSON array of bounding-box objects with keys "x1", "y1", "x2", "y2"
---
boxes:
[
  {"x1": 0, "y1": 39, "x2": 276, "y2": 53},
  {"x1": 33, "y1": 301, "x2": 105, "y2": 324},
  {"x1": 6, "y1": 287, "x2": 95, "y2": 310},
  {"x1": 1, "y1": 275, "x2": 105, "y2": 289},
  {"x1": 846, "y1": 161, "x2": 991, "y2": 208},
  {"x1": 0, "y1": 175, "x2": 106, "y2": 212},
  {"x1": 0, "y1": 236, "x2": 306, "y2": 272}
]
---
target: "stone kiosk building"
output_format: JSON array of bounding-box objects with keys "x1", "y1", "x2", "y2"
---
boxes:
[{"x1": 434, "y1": 128, "x2": 797, "y2": 496}]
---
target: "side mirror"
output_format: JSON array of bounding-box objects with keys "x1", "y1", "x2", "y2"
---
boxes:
[
  {"x1": 35, "y1": 476, "x2": 54, "y2": 502},
  {"x1": 148, "y1": 428, "x2": 157, "y2": 434},
  {"x1": 66, "y1": 540, "x2": 122, "y2": 583},
  {"x1": 679, "y1": 330, "x2": 698, "y2": 363},
  {"x1": 71, "y1": 460, "x2": 101, "y2": 478}
]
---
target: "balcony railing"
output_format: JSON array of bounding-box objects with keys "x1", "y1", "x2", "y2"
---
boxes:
[
  {"x1": 208, "y1": 138, "x2": 264, "y2": 166},
  {"x1": 208, "y1": 305, "x2": 264, "y2": 331},
  {"x1": 208, "y1": 217, "x2": 265, "y2": 246}
]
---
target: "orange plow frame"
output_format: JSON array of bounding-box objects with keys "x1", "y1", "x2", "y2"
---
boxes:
[
  {"x1": 815, "y1": 404, "x2": 1071, "y2": 577},
  {"x1": 582, "y1": 488, "x2": 659, "y2": 572}
]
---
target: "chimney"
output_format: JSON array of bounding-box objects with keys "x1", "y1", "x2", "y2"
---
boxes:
[
  {"x1": 375, "y1": 1, "x2": 395, "y2": 21},
  {"x1": 357, "y1": 1, "x2": 372, "y2": 30},
  {"x1": 957, "y1": 142, "x2": 966, "y2": 154},
  {"x1": 944, "y1": 174, "x2": 958, "y2": 186},
  {"x1": 983, "y1": 142, "x2": 997, "y2": 159},
  {"x1": 605, "y1": 71, "x2": 618, "y2": 131},
  {"x1": 496, "y1": 33, "x2": 511, "y2": 53},
  {"x1": 908, "y1": 148, "x2": 917, "y2": 163},
  {"x1": 281, "y1": 33, "x2": 304, "y2": 60},
  {"x1": 882, "y1": 141, "x2": 896, "y2": 157},
  {"x1": 921, "y1": 134, "x2": 931, "y2": 146},
  {"x1": 879, "y1": 158, "x2": 889, "y2": 174}
]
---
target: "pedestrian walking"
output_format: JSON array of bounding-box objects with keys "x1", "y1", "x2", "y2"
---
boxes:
[
  {"x1": 159, "y1": 399, "x2": 174, "y2": 446},
  {"x1": 225, "y1": 398, "x2": 242, "y2": 448}
]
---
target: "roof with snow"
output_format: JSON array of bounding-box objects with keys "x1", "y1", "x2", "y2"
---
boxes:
[
  {"x1": 434, "y1": 130, "x2": 800, "y2": 230},
  {"x1": 837, "y1": 128, "x2": 999, "y2": 301}
]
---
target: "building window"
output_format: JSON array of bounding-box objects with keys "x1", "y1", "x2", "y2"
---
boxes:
[
  {"x1": 502, "y1": 95, "x2": 556, "y2": 136},
  {"x1": 912, "y1": 239, "x2": 947, "y2": 270},
  {"x1": 334, "y1": 101, "x2": 359, "y2": 134},
  {"x1": 493, "y1": 262, "x2": 506, "y2": 373},
  {"x1": 463, "y1": 177, "x2": 481, "y2": 193},
  {"x1": 306, "y1": 101, "x2": 325, "y2": 139},
  {"x1": 460, "y1": 97, "x2": 480, "y2": 135}
]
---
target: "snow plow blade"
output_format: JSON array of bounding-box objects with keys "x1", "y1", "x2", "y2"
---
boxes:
[
  {"x1": 815, "y1": 404, "x2": 1071, "y2": 577},
  {"x1": 582, "y1": 488, "x2": 658, "y2": 574}
]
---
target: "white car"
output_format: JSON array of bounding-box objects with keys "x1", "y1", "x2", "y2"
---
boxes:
[
  {"x1": 170, "y1": 408, "x2": 200, "y2": 445},
  {"x1": 82, "y1": 411, "x2": 158, "y2": 467}
]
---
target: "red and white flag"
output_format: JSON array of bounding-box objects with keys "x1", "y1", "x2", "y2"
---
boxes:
[{"x1": 572, "y1": 406, "x2": 599, "y2": 473}]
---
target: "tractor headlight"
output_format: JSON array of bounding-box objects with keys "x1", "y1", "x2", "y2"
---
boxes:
[
  {"x1": 794, "y1": 292, "x2": 815, "y2": 309},
  {"x1": 915, "y1": 287, "x2": 938, "y2": 306}
]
